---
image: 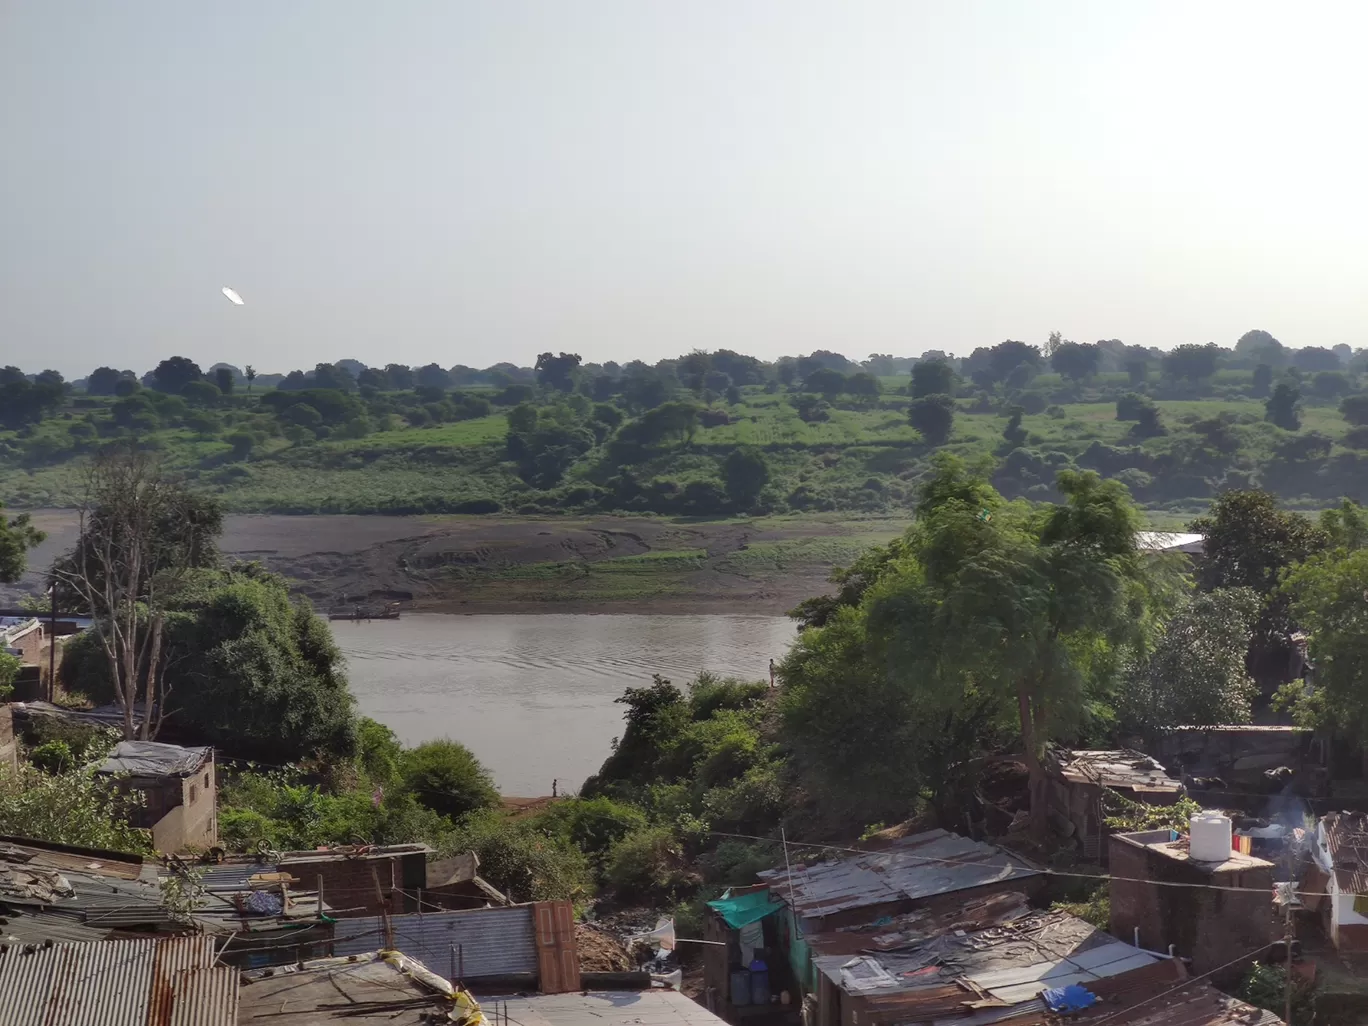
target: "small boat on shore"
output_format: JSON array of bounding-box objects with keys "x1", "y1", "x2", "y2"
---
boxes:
[{"x1": 329, "y1": 602, "x2": 402, "y2": 621}]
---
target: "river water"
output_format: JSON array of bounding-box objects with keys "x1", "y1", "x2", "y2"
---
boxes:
[{"x1": 332, "y1": 613, "x2": 797, "y2": 795}]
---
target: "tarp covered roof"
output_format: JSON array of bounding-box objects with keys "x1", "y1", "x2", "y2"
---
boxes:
[
  {"x1": 707, "y1": 888, "x2": 784, "y2": 929},
  {"x1": 97, "y1": 741, "x2": 211, "y2": 778}
]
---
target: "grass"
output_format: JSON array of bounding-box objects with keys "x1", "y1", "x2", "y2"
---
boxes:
[{"x1": 2, "y1": 375, "x2": 1364, "y2": 520}]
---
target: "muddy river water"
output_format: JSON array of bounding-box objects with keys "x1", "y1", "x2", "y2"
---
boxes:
[{"x1": 332, "y1": 613, "x2": 797, "y2": 795}]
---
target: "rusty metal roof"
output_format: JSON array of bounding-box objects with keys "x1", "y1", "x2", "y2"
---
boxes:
[
  {"x1": 811, "y1": 896, "x2": 1157, "y2": 1013},
  {"x1": 1317, "y1": 811, "x2": 1368, "y2": 896},
  {"x1": 814, "y1": 928, "x2": 1282, "y2": 1025},
  {"x1": 238, "y1": 954, "x2": 446, "y2": 1025},
  {"x1": 0, "y1": 934, "x2": 232, "y2": 1026},
  {"x1": 757, "y1": 830, "x2": 1040, "y2": 921},
  {"x1": 1049, "y1": 749, "x2": 1183, "y2": 792}
]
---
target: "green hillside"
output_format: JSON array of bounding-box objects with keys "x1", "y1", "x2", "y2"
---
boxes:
[{"x1": 3, "y1": 344, "x2": 1367, "y2": 518}]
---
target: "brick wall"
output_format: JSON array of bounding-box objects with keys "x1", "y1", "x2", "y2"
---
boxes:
[
  {"x1": 3, "y1": 622, "x2": 44, "y2": 665},
  {"x1": 284, "y1": 854, "x2": 408, "y2": 919}
]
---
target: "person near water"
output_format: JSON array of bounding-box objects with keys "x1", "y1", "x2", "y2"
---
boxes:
[
  {"x1": 552, "y1": 779, "x2": 558, "y2": 798},
  {"x1": 769, "y1": 658, "x2": 776, "y2": 688}
]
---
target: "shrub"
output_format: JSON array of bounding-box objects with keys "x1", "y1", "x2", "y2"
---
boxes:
[
  {"x1": 603, "y1": 824, "x2": 697, "y2": 903},
  {"x1": 534, "y1": 796, "x2": 647, "y2": 865},
  {"x1": 441, "y1": 809, "x2": 590, "y2": 902},
  {"x1": 401, "y1": 740, "x2": 499, "y2": 820}
]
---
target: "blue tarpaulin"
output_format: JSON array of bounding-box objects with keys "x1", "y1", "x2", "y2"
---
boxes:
[
  {"x1": 707, "y1": 890, "x2": 782, "y2": 929},
  {"x1": 1041, "y1": 984, "x2": 1098, "y2": 1013}
]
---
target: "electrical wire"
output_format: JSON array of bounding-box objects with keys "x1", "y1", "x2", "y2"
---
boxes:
[{"x1": 1083, "y1": 940, "x2": 1282, "y2": 1026}]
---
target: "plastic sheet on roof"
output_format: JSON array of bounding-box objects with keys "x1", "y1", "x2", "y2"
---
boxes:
[
  {"x1": 707, "y1": 889, "x2": 783, "y2": 929},
  {"x1": 98, "y1": 740, "x2": 210, "y2": 777}
]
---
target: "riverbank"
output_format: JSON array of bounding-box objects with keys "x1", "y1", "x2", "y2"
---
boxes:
[{"x1": 5, "y1": 510, "x2": 908, "y2": 615}]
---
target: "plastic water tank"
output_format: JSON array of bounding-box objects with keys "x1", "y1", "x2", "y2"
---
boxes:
[
  {"x1": 1190, "y1": 813, "x2": 1233, "y2": 862},
  {"x1": 730, "y1": 970, "x2": 751, "y2": 1006}
]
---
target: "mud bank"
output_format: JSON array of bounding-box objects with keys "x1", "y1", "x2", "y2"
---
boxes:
[{"x1": 6, "y1": 511, "x2": 908, "y2": 615}]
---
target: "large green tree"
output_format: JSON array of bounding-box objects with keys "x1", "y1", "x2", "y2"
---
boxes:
[
  {"x1": 782, "y1": 456, "x2": 1167, "y2": 837},
  {"x1": 1189, "y1": 490, "x2": 1326, "y2": 688},
  {"x1": 1282, "y1": 548, "x2": 1368, "y2": 742}
]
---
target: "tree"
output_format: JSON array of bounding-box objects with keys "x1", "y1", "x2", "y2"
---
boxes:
[
  {"x1": 1292, "y1": 346, "x2": 1341, "y2": 373},
  {"x1": 1340, "y1": 394, "x2": 1368, "y2": 426},
  {"x1": 1162, "y1": 343, "x2": 1220, "y2": 383},
  {"x1": 1002, "y1": 407, "x2": 1027, "y2": 448},
  {"x1": 845, "y1": 371, "x2": 880, "y2": 400},
  {"x1": 374, "y1": 364, "x2": 408, "y2": 390},
  {"x1": 1190, "y1": 489, "x2": 1326, "y2": 687},
  {"x1": 1320, "y1": 499, "x2": 1368, "y2": 551},
  {"x1": 1265, "y1": 382, "x2": 1301, "y2": 431},
  {"x1": 911, "y1": 359, "x2": 955, "y2": 398},
  {"x1": 243, "y1": 365, "x2": 256, "y2": 392},
  {"x1": 51, "y1": 448, "x2": 223, "y2": 740},
  {"x1": 535, "y1": 352, "x2": 582, "y2": 392},
  {"x1": 86, "y1": 367, "x2": 124, "y2": 396},
  {"x1": 1052, "y1": 342, "x2": 1101, "y2": 381},
  {"x1": 1282, "y1": 548, "x2": 1368, "y2": 742},
  {"x1": 62, "y1": 564, "x2": 357, "y2": 762},
  {"x1": 908, "y1": 394, "x2": 955, "y2": 445},
  {"x1": 722, "y1": 447, "x2": 770, "y2": 509},
  {"x1": 400, "y1": 740, "x2": 499, "y2": 819},
  {"x1": 1130, "y1": 406, "x2": 1166, "y2": 438},
  {"x1": 0, "y1": 503, "x2": 45, "y2": 583},
  {"x1": 1124, "y1": 358, "x2": 1148, "y2": 386},
  {"x1": 1119, "y1": 588, "x2": 1260, "y2": 737},
  {"x1": 1115, "y1": 393, "x2": 1151, "y2": 421},
  {"x1": 214, "y1": 367, "x2": 234, "y2": 394},
  {"x1": 415, "y1": 363, "x2": 452, "y2": 390},
  {"x1": 181, "y1": 380, "x2": 221, "y2": 406},
  {"x1": 308, "y1": 363, "x2": 353, "y2": 393},
  {"x1": 1235, "y1": 330, "x2": 1286, "y2": 368},
  {"x1": 150, "y1": 356, "x2": 203, "y2": 394},
  {"x1": 802, "y1": 368, "x2": 846, "y2": 398},
  {"x1": 1252, "y1": 363, "x2": 1273, "y2": 397},
  {"x1": 1313, "y1": 371, "x2": 1351, "y2": 398},
  {"x1": 783, "y1": 459, "x2": 1162, "y2": 838}
]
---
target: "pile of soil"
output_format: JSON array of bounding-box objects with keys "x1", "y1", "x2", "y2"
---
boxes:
[{"x1": 576, "y1": 923, "x2": 635, "y2": 972}]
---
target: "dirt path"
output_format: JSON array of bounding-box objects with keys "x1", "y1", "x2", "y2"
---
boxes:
[{"x1": 5, "y1": 511, "x2": 908, "y2": 615}]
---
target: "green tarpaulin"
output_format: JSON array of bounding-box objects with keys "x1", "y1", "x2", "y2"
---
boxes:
[{"x1": 707, "y1": 889, "x2": 782, "y2": 929}]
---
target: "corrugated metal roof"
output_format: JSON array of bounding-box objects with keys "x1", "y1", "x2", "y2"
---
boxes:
[
  {"x1": 334, "y1": 905, "x2": 537, "y2": 978},
  {"x1": 1318, "y1": 811, "x2": 1368, "y2": 895},
  {"x1": 495, "y1": 990, "x2": 730, "y2": 1026},
  {"x1": 167, "y1": 967, "x2": 239, "y2": 1026},
  {"x1": 45, "y1": 936, "x2": 158, "y2": 1026},
  {"x1": 0, "y1": 934, "x2": 224, "y2": 1026},
  {"x1": 1049, "y1": 749, "x2": 1183, "y2": 792},
  {"x1": 0, "y1": 942, "x2": 60, "y2": 1026},
  {"x1": 757, "y1": 830, "x2": 1040, "y2": 920},
  {"x1": 149, "y1": 935, "x2": 214, "y2": 1025},
  {"x1": 238, "y1": 955, "x2": 443, "y2": 1024}
]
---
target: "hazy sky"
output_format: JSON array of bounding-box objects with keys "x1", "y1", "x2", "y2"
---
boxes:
[{"x1": 4, "y1": 2, "x2": 1367, "y2": 377}]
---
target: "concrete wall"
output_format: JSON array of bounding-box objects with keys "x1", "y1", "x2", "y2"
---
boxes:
[
  {"x1": 1110, "y1": 831, "x2": 1273, "y2": 982},
  {"x1": 3, "y1": 622, "x2": 44, "y2": 664},
  {"x1": 132, "y1": 756, "x2": 218, "y2": 853}
]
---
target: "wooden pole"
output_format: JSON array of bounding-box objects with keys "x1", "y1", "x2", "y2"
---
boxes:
[
  {"x1": 1284, "y1": 905, "x2": 1294, "y2": 1026},
  {"x1": 371, "y1": 864, "x2": 393, "y2": 950}
]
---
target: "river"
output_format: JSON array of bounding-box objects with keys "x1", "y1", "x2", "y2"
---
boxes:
[{"x1": 331, "y1": 613, "x2": 797, "y2": 795}]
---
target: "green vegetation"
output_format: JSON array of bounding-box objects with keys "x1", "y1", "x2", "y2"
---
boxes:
[{"x1": 3, "y1": 335, "x2": 1368, "y2": 518}]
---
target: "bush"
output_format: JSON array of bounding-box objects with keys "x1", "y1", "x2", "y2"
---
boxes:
[
  {"x1": 28, "y1": 740, "x2": 74, "y2": 773},
  {"x1": 534, "y1": 796, "x2": 647, "y2": 865},
  {"x1": 441, "y1": 809, "x2": 590, "y2": 902},
  {"x1": 401, "y1": 740, "x2": 499, "y2": 819},
  {"x1": 603, "y1": 824, "x2": 698, "y2": 903}
]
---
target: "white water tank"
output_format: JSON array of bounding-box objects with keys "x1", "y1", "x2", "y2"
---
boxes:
[{"x1": 1190, "y1": 813, "x2": 1233, "y2": 862}]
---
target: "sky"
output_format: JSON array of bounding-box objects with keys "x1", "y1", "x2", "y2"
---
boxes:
[{"x1": 3, "y1": 2, "x2": 1368, "y2": 377}]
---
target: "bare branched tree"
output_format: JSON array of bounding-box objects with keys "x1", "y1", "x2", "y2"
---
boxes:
[{"x1": 51, "y1": 447, "x2": 221, "y2": 740}]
